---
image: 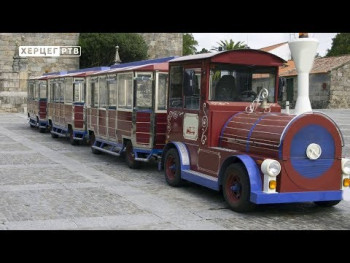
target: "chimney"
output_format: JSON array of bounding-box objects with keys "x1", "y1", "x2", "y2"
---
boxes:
[{"x1": 288, "y1": 34, "x2": 319, "y2": 115}]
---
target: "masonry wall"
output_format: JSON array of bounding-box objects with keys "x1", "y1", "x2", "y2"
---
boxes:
[
  {"x1": 329, "y1": 63, "x2": 350, "y2": 109},
  {"x1": 0, "y1": 33, "x2": 80, "y2": 113},
  {"x1": 140, "y1": 33, "x2": 183, "y2": 59}
]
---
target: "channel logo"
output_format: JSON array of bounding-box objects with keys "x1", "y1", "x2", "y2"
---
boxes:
[{"x1": 19, "y1": 46, "x2": 81, "y2": 57}]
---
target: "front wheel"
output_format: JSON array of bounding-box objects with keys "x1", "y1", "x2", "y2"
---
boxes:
[
  {"x1": 222, "y1": 163, "x2": 255, "y2": 213},
  {"x1": 164, "y1": 148, "x2": 183, "y2": 187},
  {"x1": 314, "y1": 200, "x2": 341, "y2": 207},
  {"x1": 125, "y1": 141, "x2": 141, "y2": 169}
]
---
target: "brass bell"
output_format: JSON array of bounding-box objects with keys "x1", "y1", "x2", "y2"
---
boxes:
[{"x1": 260, "y1": 97, "x2": 269, "y2": 109}]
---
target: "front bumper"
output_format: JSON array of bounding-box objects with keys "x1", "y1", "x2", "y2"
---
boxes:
[{"x1": 251, "y1": 190, "x2": 342, "y2": 204}]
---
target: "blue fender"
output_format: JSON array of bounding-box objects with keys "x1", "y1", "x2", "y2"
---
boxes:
[
  {"x1": 220, "y1": 154, "x2": 262, "y2": 198},
  {"x1": 164, "y1": 142, "x2": 190, "y2": 170}
]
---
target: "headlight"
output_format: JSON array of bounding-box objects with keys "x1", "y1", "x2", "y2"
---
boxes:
[
  {"x1": 342, "y1": 158, "x2": 350, "y2": 175},
  {"x1": 261, "y1": 159, "x2": 281, "y2": 177}
]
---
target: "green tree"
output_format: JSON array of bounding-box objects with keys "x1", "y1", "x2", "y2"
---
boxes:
[
  {"x1": 212, "y1": 39, "x2": 249, "y2": 51},
  {"x1": 196, "y1": 48, "x2": 210, "y2": 54},
  {"x1": 79, "y1": 33, "x2": 148, "y2": 68},
  {"x1": 183, "y1": 33, "x2": 198, "y2": 55},
  {"x1": 326, "y1": 33, "x2": 350, "y2": 57}
]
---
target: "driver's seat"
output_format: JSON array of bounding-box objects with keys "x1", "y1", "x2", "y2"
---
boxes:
[{"x1": 215, "y1": 75, "x2": 236, "y2": 101}]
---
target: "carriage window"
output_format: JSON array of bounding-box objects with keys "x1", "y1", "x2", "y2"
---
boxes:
[
  {"x1": 117, "y1": 73, "x2": 133, "y2": 110},
  {"x1": 64, "y1": 78, "x2": 73, "y2": 104},
  {"x1": 99, "y1": 76, "x2": 108, "y2": 108},
  {"x1": 28, "y1": 82, "x2": 34, "y2": 99},
  {"x1": 184, "y1": 68, "x2": 200, "y2": 110},
  {"x1": 108, "y1": 80, "x2": 117, "y2": 108},
  {"x1": 90, "y1": 80, "x2": 98, "y2": 108},
  {"x1": 209, "y1": 64, "x2": 277, "y2": 103},
  {"x1": 158, "y1": 73, "x2": 168, "y2": 110},
  {"x1": 39, "y1": 81, "x2": 47, "y2": 99},
  {"x1": 169, "y1": 66, "x2": 183, "y2": 108},
  {"x1": 35, "y1": 82, "x2": 39, "y2": 100},
  {"x1": 135, "y1": 73, "x2": 152, "y2": 108},
  {"x1": 73, "y1": 81, "x2": 84, "y2": 102}
]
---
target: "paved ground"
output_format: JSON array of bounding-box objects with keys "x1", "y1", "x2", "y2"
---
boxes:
[{"x1": 0, "y1": 110, "x2": 349, "y2": 230}]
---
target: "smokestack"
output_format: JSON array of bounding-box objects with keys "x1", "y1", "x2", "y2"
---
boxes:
[{"x1": 288, "y1": 34, "x2": 319, "y2": 115}]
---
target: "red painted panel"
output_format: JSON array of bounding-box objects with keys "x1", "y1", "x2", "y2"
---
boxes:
[{"x1": 74, "y1": 105, "x2": 84, "y2": 129}]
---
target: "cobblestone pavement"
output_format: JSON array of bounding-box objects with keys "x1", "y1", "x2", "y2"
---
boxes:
[{"x1": 0, "y1": 110, "x2": 349, "y2": 230}]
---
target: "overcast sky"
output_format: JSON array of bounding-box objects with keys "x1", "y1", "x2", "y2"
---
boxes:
[{"x1": 192, "y1": 33, "x2": 337, "y2": 56}]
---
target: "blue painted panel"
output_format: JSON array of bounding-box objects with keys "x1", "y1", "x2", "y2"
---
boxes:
[
  {"x1": 171, "y1": 142, "x2": 191, "y2": 170},
  {"x1": 182, "y1": 171, "x2": 219, "y2": 191},
  {"x1": 290, "y1": 124, "x2": 335, "y2": 179},
  {"x1": 43, "y1": 71, "x2": 67, "y2": 76},
  {"x1": 110, "y1": 56, "x2": 176, "y2": 69},
  {"x1": 234, "y1": 155, "x2": 262, "y2": 194},
  {"x1": 251, "y1": 190, "x2": 342, "y2": 204},
  {"x1": 67, "y1": 67, "x2": 110, "y2": 74}
]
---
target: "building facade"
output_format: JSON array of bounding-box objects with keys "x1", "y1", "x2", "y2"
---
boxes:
[{"x1": 0, "y1": 33, "x2": 183, "y2": 113}]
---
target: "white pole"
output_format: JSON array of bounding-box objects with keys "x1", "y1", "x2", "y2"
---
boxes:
[{"x1": 288, "y1": 38, "x2": 319, "y2": 115}]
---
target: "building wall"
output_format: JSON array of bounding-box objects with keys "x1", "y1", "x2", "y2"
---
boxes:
[
  {"x1": 0, "y1": 33, "x2": 80, "y2": 113},
  {"x1": 329, "y1": 63, "x2": 350, "y2": 108},
  {"x1": 284, "y1": 73, "x2": 330, "y2": 109},
  {"x1": 140, "y1": 33, "x2": 183, "y2": 59},
  {"x1": 0, "y1": 33, "x2": 183, "y2": 113}
]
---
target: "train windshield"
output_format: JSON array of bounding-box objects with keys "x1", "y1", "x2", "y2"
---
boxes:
[{"x1": 209, "y1": 64, "x2": 277, "y2": 103}]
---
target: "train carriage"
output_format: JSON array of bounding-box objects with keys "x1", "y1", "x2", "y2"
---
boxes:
[
  {"x1": 86, "y1": 57, "x2": 175, "y2": 168},
  {"x1": 27, "y1": 72, "x2": 66, "y2": 132},
  {"x1": 162, "y1": 37, "x2": 350, "y2": 212},
  {"x1": 47, "y1": 67, "x2": 109, "y2": 145}
]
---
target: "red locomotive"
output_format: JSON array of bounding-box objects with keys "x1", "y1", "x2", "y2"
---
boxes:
[{"x1": 162, "y1": 37, "x2": 350, "y2": 212}]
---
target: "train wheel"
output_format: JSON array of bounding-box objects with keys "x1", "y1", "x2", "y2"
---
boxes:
[
  {"x1": 125, "y1": 141, "x2": 140, "y2": 169},
  {"x1": 68, "y1": 129, "x2": 78, "y2": 146},
  {"x1": 222, "y1": 163, "x2": 255, "y2": 212},
  {"x1": 90, "y1": 133, "x2": 101, "y2": 154},
  {"x1": 314, "y1": 200, "x2": 341, "y2": 207},
  {"x1": 164, "y1": 148, "x2": 183, "y2": 187}
]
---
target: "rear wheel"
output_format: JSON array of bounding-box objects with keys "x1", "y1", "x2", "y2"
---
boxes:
[
  {"x1": 222, "y1": 163, "x2": 255, "y2": 213},
  {"x1": 90, "y1": 133, "x2": 101, "y2": 154},
  {"x1": 125, "y1": 141, "x2": 141, "y2": 169},
  {"x1": 314, "y1": 200, "x2": 341, "y2": 207},
  {"x1": 164, "y1": 148, "x2": 183, "y2": 187}
]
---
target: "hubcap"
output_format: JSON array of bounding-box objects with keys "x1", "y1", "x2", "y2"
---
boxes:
[
  {"x1": 166, "y1": 156, "x2": 176, "y2": 180},
  {"x1": 226, "y1": 174, "x2": 242, "y2": 202}
]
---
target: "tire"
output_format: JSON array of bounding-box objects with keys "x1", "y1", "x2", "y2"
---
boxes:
[
  {"x1": 125, "y1": 141, "x2": 141, "y2": 169},
  {"x1": 51, "y1": 130, "x2": 58, "y2": 138},
  {"x1": 222, "y1": 163, "x2": 256, "y2": 212},
  {"x1": 314, "y1": 200, "x2": 341, "y2": 207},
  {"x1": 164, "y1": 148, "x2": 183, "y2": 187},
  {"x1": 90, "y1": 133, "x2": 101, "y2": 154},
  {"x1": 68, "y1": 129, "x2": 78, "y2": 146}
]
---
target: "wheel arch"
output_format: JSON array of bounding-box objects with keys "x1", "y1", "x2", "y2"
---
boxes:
[
  {"x1": 219, "y1": 154, "x2": 262, "y2": 194},
  {"x1": 161, "y1": 142, "x2": 190, "y2": 170}
]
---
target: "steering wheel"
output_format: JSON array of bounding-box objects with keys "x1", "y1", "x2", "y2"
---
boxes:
[{"x1": 239, "y1": 90, "x2": 257, "y2": 102}]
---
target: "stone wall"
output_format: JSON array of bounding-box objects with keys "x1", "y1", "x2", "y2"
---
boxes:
[
  {"x1": 329, "y1": 63, "x2": 350, "y2": 109},
  {"x1": 0, "y1": 33, "x2": 80, "y2": 113},
  {"x1": 140, "y1": 33, "x2": 183, "y2": 59},
  {"x1": 0, "y1": 33, "x2": 183, "y2": 113},
  {"x1": 284, "y1": 73, "x2": 331, "y2": 109}
]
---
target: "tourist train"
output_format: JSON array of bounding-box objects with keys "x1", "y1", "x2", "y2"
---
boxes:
[{"x1": 27, "y1": 36, "x2": 350, "y2": 212}]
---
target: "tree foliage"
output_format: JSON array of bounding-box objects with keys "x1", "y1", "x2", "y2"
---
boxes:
[
  {"x1": 212, "y1": 39, "x2": 249, "y2": 51},
  {"x1": 79, "y1": 33, "x2": 148, "y2": 68},
  {"x1": 326, "y1": 33, "x2": 350, "y2": 57},
  {"x1": 183, "y1": 33, "x2": 198, "y2": 55},
  {"x1": 196, "y1": 48, "x2": 210, "y2": 54}
]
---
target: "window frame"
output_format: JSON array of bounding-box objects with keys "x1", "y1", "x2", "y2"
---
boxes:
[
  {"x1": 117, "y1": 72, "x2": 134, "y2": 112},
  {"x1": 134, "y1": 71, "x2": 153, "y2": 110}
]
